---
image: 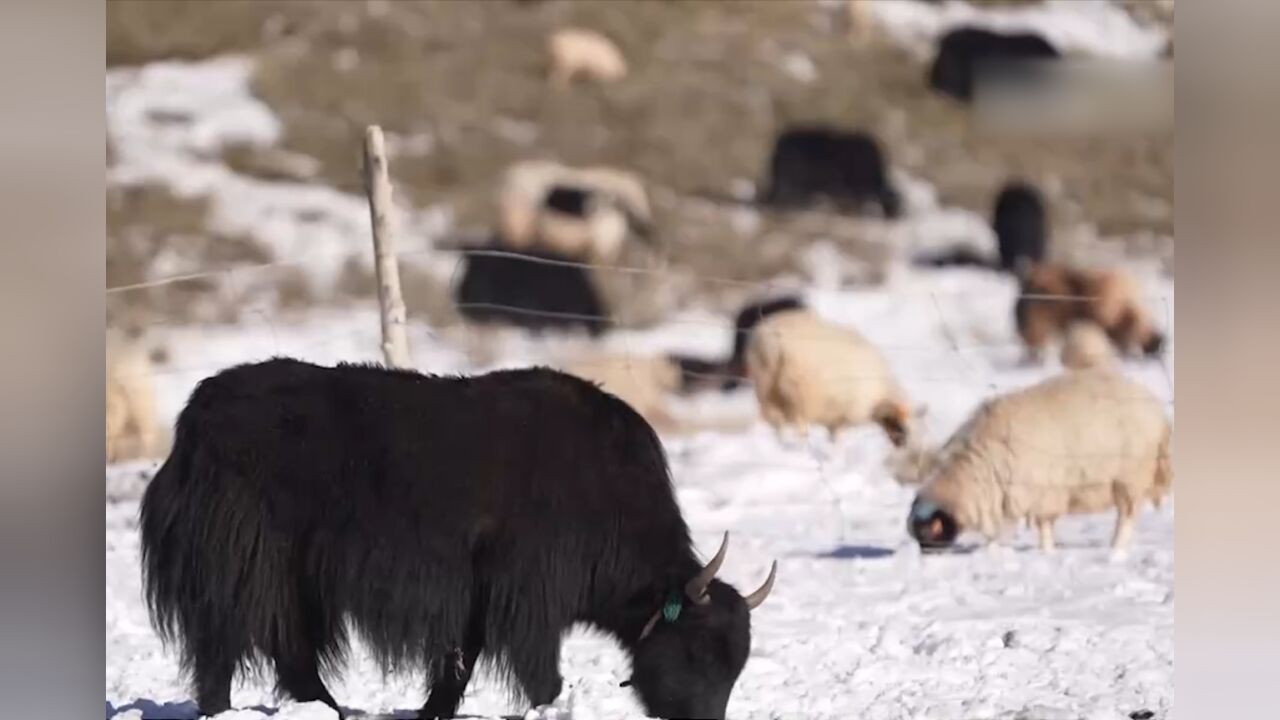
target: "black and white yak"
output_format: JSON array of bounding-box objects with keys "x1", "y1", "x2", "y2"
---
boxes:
[{"x1": 139, "y1": 358, "x2": 777, "y2": 720}]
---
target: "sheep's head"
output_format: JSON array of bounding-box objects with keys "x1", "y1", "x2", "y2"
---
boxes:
[
  {"x1": 873, "y1": 400, "x2": 925, "y2": 448},
  {"x1": 907, "y1": 496, "x2": 959, "y2": 552}
]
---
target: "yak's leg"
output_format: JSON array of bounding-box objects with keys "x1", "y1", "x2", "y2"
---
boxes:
[
  {"x1": 510, "y1": 633, "x2": 564, "y2": 710},
  {"x1": 420, "y1": 645, "x2": 482, "y2": 719},
  {"x1": 421, "y1": 608, "x2": 485, "y2": 719},
  {"x1": 193, "y1": 647, "x2": 237, "y2": 717},
  {"x1": 272, "y1": 649, "x2": 340, "y2": 717}
]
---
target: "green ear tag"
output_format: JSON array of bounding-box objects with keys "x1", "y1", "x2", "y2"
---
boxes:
[{"x1": 662, "y1": 591, "x2": 683, "y2": 623}]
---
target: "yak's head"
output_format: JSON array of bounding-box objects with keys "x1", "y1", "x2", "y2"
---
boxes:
[
  {"x1": 907, "y1": 496, "x2": 960, "y2": 552},
  {"x1": 624, "y1": 533, "x2": 776, "y2": 720}
]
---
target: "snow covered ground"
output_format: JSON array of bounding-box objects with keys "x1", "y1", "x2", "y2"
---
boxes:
[
  {"x1": 106, "y1": 263, "x2": 1175, "y2": 720},
  {"x1": 106, "y1": 2, "x2": 1174, "y2": 717}
]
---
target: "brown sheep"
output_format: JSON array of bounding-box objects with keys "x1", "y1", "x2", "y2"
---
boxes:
[{"x1": 1014, "y1": 263, "x2": 1166, "y2": 363}]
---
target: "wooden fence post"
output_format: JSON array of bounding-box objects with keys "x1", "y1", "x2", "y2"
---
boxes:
[{"x1": 362, "y1": 125, "x2": 413, "y2": 369}]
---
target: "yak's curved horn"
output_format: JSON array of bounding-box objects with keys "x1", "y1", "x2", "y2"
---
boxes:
[
  {"x1": 743, "y1": 560, "x2": 777, "y2": 611},
  {"x1": 685, "y1": 531, "x2": 729, "y2": 604}
]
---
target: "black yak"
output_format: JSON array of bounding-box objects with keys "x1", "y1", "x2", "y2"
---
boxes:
[
  {"x1": 992, "y1": 180, "x2": 1048, "y2": 275},
  {"x1": 927, "y1": 26, "x2": 1061, "y2": 103},
  {"x1": 669, "y1": 295, "x2": 807, "y2": 394},
  {"x1": 139, "y1": 358, "x2": 777, "y2": 719},
  {"x1": 454, "y1": 244, "x2": 610, "y2": 337},
  {"x1": 911, "y1": 180, "x2": 1048, "y2": 276},
  {"x1": 759, "y1": 126, "x2": 902, "y2": 219}
]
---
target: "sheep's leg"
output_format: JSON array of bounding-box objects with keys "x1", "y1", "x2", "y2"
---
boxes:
[
  {"x1": 1035, "y1": 518, "x2": 1057, "y2": 553},
  {"x1": 1110, "y1": 506, "x2": 1137, "y2": 559},
  {"x1": 1108, "y1": 485, "x2": 1139, "y2": 562}
]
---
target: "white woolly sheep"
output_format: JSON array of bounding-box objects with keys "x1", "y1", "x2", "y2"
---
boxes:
[
  {"x1": 106, "y1": 328, "x2": 162, "y2": 463},
  {"x1": 1060, "y1": 320, "x2": 1117, "y2": 371},
  {"x1": 744, "y1": 308, "x2": 918, "y2": 447},
  {"x1": 547, "y1": 28, "x2": 628, "y2": 88},
  {"x1": 907, "y1": 368, "x2": 1172, "y2": 555},
  {"x1": 496, "y1": 159, "x2": 653, "y2": 264},
  {"x1": 563, "y1": 353, "x2": 682, "y2": 432}
]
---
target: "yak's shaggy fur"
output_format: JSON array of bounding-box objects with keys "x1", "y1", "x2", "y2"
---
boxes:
[{"x1": 140, "y1": 359, "x2": 772, "y2": 719}]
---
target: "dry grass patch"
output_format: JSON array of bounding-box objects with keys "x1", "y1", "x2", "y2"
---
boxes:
[{"x1": 108, "y1": 0, "x2": 1172, "y2": 324}]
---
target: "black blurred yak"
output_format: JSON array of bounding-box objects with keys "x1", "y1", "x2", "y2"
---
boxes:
[
  {"x1": 927, "y1": 26, "x2": 1061, "y2": 103},
  {"x1": 669, "y1": 295, "x2": 807, "y2": 394},
  {"x1": 911, "y1": 180, "x2": 1048, "y2": 276},
  {"x1": 759, "y1": 126, "x2": 902, "y2": 219},
  {"x1": 139, "y1": 358, "x2": 777, "y2": 719},
  {"x1": 992, "y1": 180, "x2": 1048, "y2": 274},
  {"x1": 454, "y1": 244, "x2": 610, "y2": 337}
]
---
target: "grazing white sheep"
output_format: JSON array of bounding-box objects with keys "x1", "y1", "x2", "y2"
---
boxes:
[
  {"x1": 562, "y1": 353, "x2": 682, "y2": 432},
  {"x1": 744, "y1": 308, "x2": 919, "y2": 447},
  {"x1": 106, "y1": 328, "x2": 161, "y2": 463},
  {"x1": 1060, "y1": 320, "x2": 1117, "y2": 371},
  {"x1": 547, "y1": 28, "x2": 628, "y2": 88},
  {"x1": 496, "y1": 159, "x2": 653, "y2": 264},
  {"x1": 907, "y1": 368, "x2": 1172, "y2": 556}
]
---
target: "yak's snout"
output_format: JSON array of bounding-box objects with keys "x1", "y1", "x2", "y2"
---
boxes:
[{"x1": 908, "y1": 498, "x2": 959, "y2": 552}]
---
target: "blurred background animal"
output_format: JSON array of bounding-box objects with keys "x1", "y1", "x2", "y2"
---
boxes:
[
  {"x1": 562, "y1": 353, "x2": 683, "y2": 432},
  {"x1": 912, "y1": 179, "x2": 1050, "y2": 274},
  {"x1": 547, "y1": 27, "x2": 628, "y2": 88},
  {"x1": 453, "y1": 243, "x2": 611, "y2": 337},
  {"x1": 927, "y1": 25, "x2": 1061, "y2": 103},
  {"x1": 1060, "y1": 320, "x2": 1118, "y2": 371},
  {"x1": 669, "y1": 294, "x2": 808, "y2": 394},
  {"x1": 496, "y1": 159, "x2": 655, "y2": 265},
  {"x1": 758, "y1": 126, "x2": 902, "y2": 219},
  {"x1": 105, "y1": 326, "x2": 162, "y2": 463},
  {"x1": 1014, "y1": 262, "x2": 1166, "y2": 362},
  {"x1": 745, "y1": 307, "x2": 920, "y2": 447}
]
